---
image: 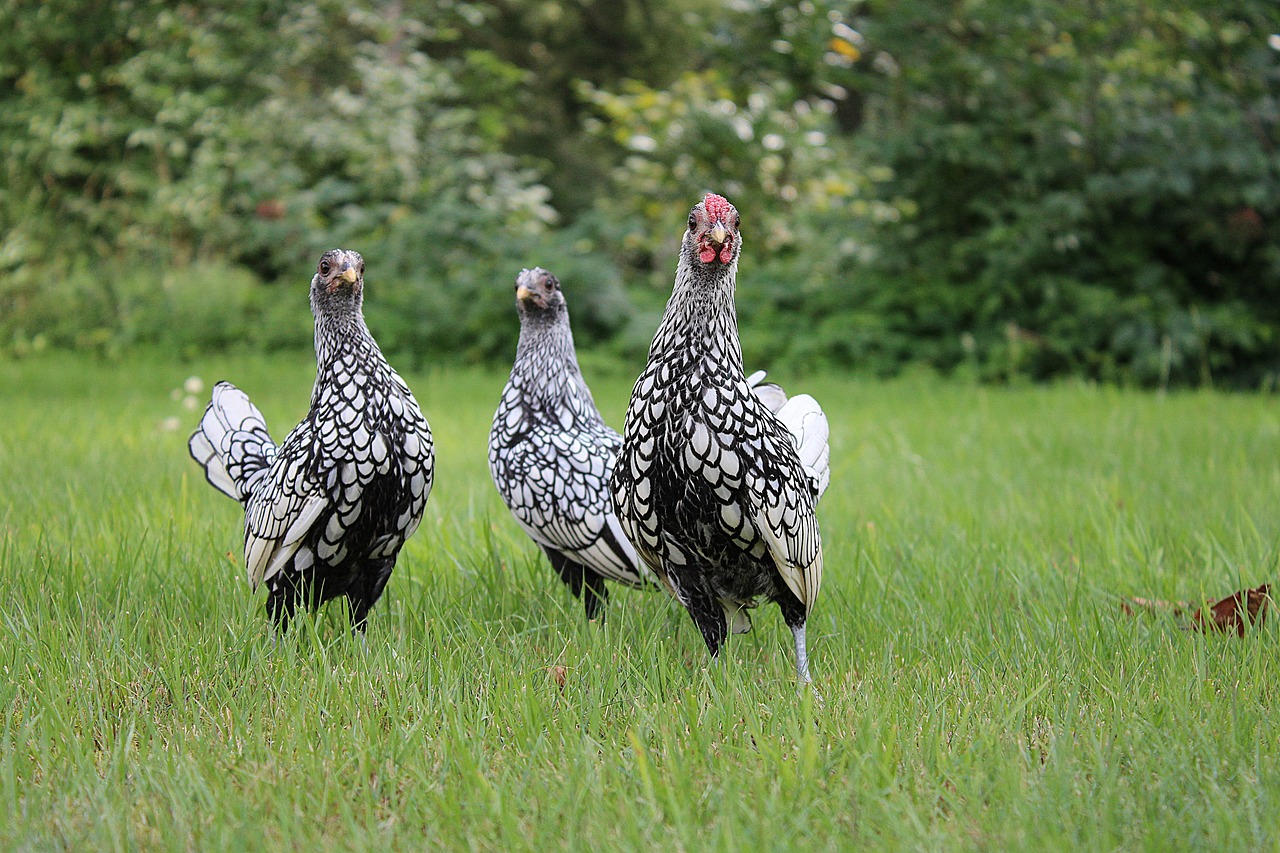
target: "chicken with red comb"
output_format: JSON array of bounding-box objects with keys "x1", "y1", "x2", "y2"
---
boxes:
[{"x1": 612, "y1": 194, "x2": 831, "y2": 683}]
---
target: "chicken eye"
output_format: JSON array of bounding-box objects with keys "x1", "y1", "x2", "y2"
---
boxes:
[
  {"x1": 733, "y1": 213, "x2": 740, "y2": 229},
  {"x1": 358, "y1": 261, "x2": 365, "y2": 276},
  {"x1": 688, "y1": 213, "x2": 697, "y2": 229},
  {"x1": 319, "y1": 260, "x2": 331, "y2": 275}
]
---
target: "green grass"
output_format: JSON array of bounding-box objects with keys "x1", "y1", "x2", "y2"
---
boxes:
[{"x1": 2, "y1": 351, "x2": 1278, "y2": 850}]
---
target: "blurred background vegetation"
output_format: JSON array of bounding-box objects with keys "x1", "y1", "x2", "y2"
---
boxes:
[{"x1": 1, "y1": 0, "x2": 1277, "y2": 386}]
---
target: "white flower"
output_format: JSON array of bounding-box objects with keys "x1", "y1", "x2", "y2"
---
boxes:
[
  {"x1": 628, "y1": 135, "x2": 657, "y2": 153},
  {"x1": 832, "y1": 23, "x2": 863, "y2": 44},
  {"x1": 184, "y1": 376, "x2": 204, "y2": 395}
]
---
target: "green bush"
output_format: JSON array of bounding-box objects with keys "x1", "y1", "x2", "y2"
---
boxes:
[
  {"x1": 855, "y1": 0, "x2": 1280, "y2": 386},
  {"x1": 2, "y1": 0, "x2": 1278, "y2": 387},
  {"x1": 2, "y1": 262, "x2": 266, "y2": 358}
]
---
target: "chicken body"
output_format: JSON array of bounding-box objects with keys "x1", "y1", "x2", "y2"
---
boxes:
[
  {"x1": 489, "y1": 268, "x2": 650, "y2": 618},
  {"x1": 189, "y1": 249, "x2": 434, "y2": 631},
  {"x1": 612, "y1": 195, "x2": 830, "y2": 681}
]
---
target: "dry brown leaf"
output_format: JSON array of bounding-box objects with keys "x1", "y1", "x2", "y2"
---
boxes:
[
  {"x1": 1120, "y1": 595, "x2": 1195, "y2": 616},
  {"x1": 549, "y1": 665, "x2": 567, "y2": 691},
  {"x1": 1121, "y1": 584, "x2": 1270, "y2": 636},
  {"x1": 1191, "y1": 584, "x2": 1270, "y2": 637}
]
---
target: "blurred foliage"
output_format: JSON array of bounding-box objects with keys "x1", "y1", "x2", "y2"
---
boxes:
[
  {"x1": 857, "y1": 0, "x2": 1280, "y2": 384},
  {"x1": 1, "y1": 0, "x2": 1278, "y2": 385},
  {"x1": 0, "y1": 0, "x2": 560, "y2": 365}
]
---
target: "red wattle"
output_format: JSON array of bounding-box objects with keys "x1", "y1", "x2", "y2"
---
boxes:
[
  {"x1": 719, "y1": 243, "x2": 733, "y2": 263},
  {"x1": 699, "y1": 246, "x2": 717, "y2": 263}
]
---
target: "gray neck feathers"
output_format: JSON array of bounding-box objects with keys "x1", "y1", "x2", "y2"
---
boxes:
[
  {"x1": 650, "y1": 244, "x2": 743, "y2": 371},
  {"x1": 511, "y1": 305, "x2": 600, "y2": 420},
  {"x1": 311, "y1": 297, "x2": 381, "y2": 411},
  {"x1": 312, "y1": 277, "x2": 366, "y2": 348}
]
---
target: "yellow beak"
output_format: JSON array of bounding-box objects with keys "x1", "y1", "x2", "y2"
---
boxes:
[
  {"x1": 516, "y1": 285, "x2": 533, "y2": 302},
  {"x1": 341, "y1": 267, "x2": 359, "y2": 283},
  {"x1": 710, "y1": 223, "x2": 728, "y2": 245}
]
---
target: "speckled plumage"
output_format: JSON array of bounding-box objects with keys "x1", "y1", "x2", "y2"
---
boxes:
[
  {"x1": 489, "y1": 268, "x2": 651, "y2": 618},
  {"x1": 612, "y1": 195, "x2": 830, "y2": 681},
  {"x1": 189, "y1": 249, "x2": 434, "y2": 631}
]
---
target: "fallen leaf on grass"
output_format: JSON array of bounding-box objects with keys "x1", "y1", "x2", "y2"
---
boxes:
[
  {"x1": 1120, "y1": 596, "x2": 1194, "y2": 616},
  {"x1": 1121, "y1": 584, "x2": 1270, "y2": 636},
  {"x1": 549, "y1": 665, "x2": 567, "y2": 691},
  {"x1": 1191, "y1": 584, "x2": 1270, "y2": 637}
]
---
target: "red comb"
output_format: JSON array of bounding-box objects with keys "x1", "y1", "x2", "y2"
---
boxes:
[{"x1": 703, "y1": 193, "x2": 732, "y2": 222}]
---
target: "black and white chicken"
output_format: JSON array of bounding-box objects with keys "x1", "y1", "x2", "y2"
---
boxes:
[
  {"x1": 612, "y1": 194, "x2": 830, "y2": 681},
  {"x1": 189, "y1": 249, "x2": 434, "y2": 632},
  {"x1": 488, "y1": 268, "x2": 651, "y2": 618}
]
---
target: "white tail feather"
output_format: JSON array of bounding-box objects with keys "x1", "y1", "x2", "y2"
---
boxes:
[
  {"x1": 189, "y1": 429, "x2": 238, "y2": 498},
  {"x1": 188, "y1": 381, "x2": 276, "y2": 504},
  {"x1": 775, "y1": 393, "x2": 831, "y2": 500},
  {"x1": 746, "y1": 369, "x2": 788, "y2": 414},
  {"x1": 747, "y1": 370, "x2": 831, "y2": 500}
]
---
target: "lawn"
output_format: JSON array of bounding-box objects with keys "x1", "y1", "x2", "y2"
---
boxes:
[{"x1": 1, "y1": 351, "x2": 1278, "y2": 850}]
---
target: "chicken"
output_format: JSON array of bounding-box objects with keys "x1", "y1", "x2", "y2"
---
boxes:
[
  {"x1": 488, "y1": 268, "x2": 652, "y2": 618},
  {"x1": 611, "y1": 194, "x2": 830, "y2": 682},
  {"x1": 189, "y1": 249, "x2": 434, "y2": 632}
]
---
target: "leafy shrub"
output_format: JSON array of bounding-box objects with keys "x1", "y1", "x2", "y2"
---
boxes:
[
  {"x1": 855, "y1": 0, "x2": 1280, "y2": 386},
  {"x1": 2, "y1": 0, "x2": 1278, "y2": 387},
  {"x1": 2, "y1": 262, "x2": 266, "y2": 358}
]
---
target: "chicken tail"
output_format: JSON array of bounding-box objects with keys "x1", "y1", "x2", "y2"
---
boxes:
[
  {"x1": 188, "y1": 381, "x2": 277, "y2": 504},
  {"x1": 745, "y1": 370, "x2": 831, "y2": 500},
  {"x1": 745, "y1": 369, "x2": 788, "y2": 413}
]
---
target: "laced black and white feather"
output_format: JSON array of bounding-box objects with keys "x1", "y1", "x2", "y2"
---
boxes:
[
  {"x1": 489, "y1": 268, "x2": 650, "y2": 616},
  {"x1": 189, "y1": 249, "x2": 434, "y2": 629},
  {"x1": 612, "y1": 194, "x2": 830, "y2": 681}
]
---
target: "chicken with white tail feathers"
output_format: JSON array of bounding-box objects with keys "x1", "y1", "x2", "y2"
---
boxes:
[
  {"x1": 189, "y1": 249, "x2": 434, "y2": 633},
  {"x1": 611, "y1": 194, "x2": 830, "y2": 682}
]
